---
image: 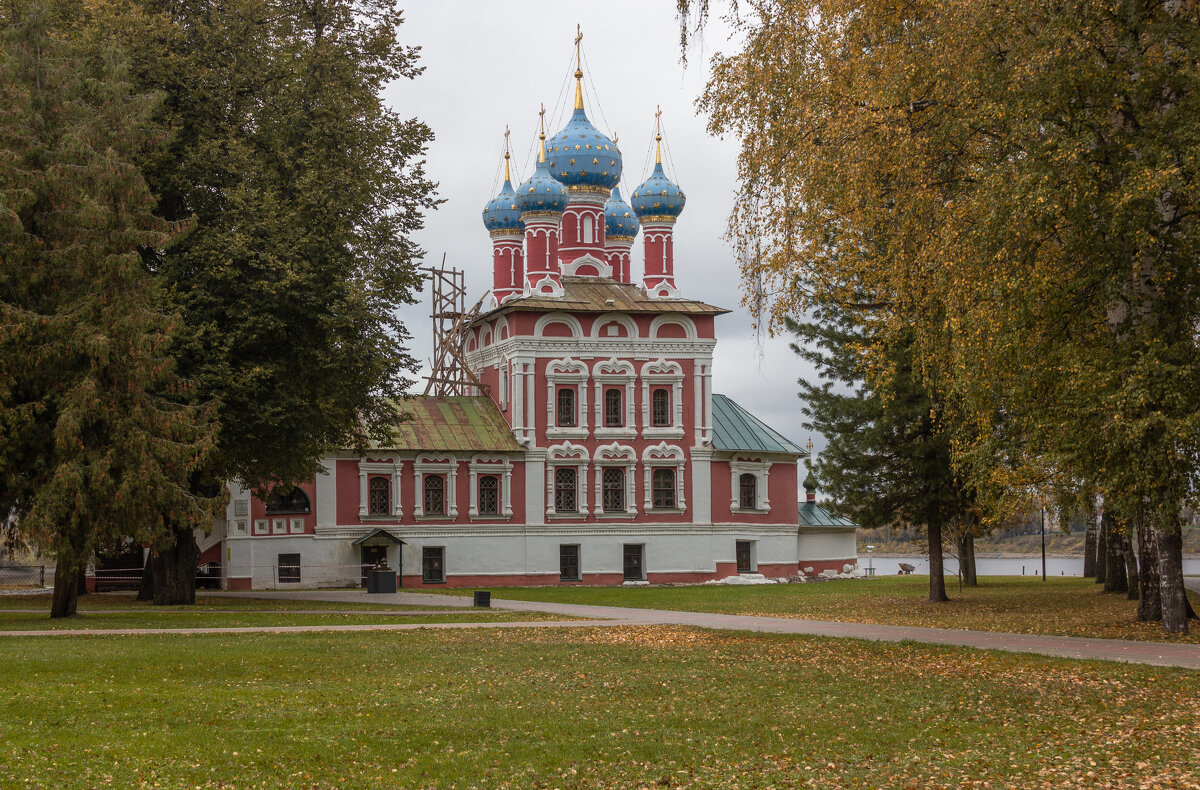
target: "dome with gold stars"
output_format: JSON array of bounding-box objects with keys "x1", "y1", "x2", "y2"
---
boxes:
[{"x1": 604, "y1": 187, "x2": 639, "y2": 240}]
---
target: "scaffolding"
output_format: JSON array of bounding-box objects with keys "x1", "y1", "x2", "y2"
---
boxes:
[{"x1": 422, "y1": 264, "x2": 487, "y2": 397}]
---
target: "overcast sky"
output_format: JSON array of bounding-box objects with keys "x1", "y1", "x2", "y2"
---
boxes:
[{"x1": 385, "y1": 1, "x2": 827, "y2": 457}]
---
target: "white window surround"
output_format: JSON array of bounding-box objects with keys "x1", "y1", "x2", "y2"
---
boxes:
[
  {"x1": 414, "y1": 455, "x2": 458, "y2": 518},
  {"x1": 592, "y1": 358, "x2": 637, "y2": 439},
  {"x1": 289, "y1": 518, "x2": 304, "y2": 534},
  {"x1": 593, "y1": 442, "x2": 638, "y2": 517},
  {"x1": 271, "y1": 518, "x2": 287, "y2": 535},
  {"x1": 642, "y1": 442, "x2": 686, "y2": 511},
  {"x1": 468, "y1": 454, "x2": 514, "y2": 519},
  {"x1": 546, "y1": 442, "x2": 589, "y2": 517},
  {"x1": 562, "y1": 252, "x2": 612, "y2": 278},
  {"x1": 358, "y1": 457, "x2": 403, "y2": 519},
  {"x1": 253, "y1": 519, "x2": 268, "y2": 535},
  {"x1": 546, "y1": 357, "x2": 590, "y2": 439},
  {"x1": 640, "y1": 359, "x2": 685, "y2": 440},
  {"x1": 729, "y1": 457, "x2": 773, "y2": 512},
  {"x1": 533, "y1": 312, "x2": 584, "y2": 340},
  {"x1": 648, "y1": 314, "x2": 697, "y2": 340}
]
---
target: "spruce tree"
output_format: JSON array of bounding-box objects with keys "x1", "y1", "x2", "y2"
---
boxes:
[
  {"x1": 788, "y1": 304, "x2": 975, "y2": 602},
  {"x1": 0, "y1": 2, "x2": 218, "y2": 617}
]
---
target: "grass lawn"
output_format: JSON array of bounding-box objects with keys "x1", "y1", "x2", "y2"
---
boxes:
[
  {"x1": 1, "y1": 627, "x2": 1196, "y2": 789},
  {"x1": 0, "y1": 593, "x2": 559, "y2": 631},
  {"x1": 440, "y1": 576, "x2": 1200, "y2": 643}
]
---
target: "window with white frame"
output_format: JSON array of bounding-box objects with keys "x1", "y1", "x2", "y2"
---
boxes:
[
  {"x1": 641, "y1": 442, "x2": 686, "y2": 511},
  {"x1": 729, "y1": 458, "x2": 772, "y2": 512},
  {"x1": 358, "y1": 458, "x2": 402, "y2": 518},
  {"x1": 414, "y1": 456, "x2": 458, "y2": 518},
  {"x1": 546, "y1": 358, "x2": 589, "y2": 439},
  {"x1": 594, "y1": 442, "x2": 637, "y2": 516},
  {"x1": 546, "y1": 442, "x2": 589, "y2": 516},
  {"x1": 271, "y1": 518, "x2": 287, "y2": 534},
  {"x1": 640, "y1": 359, "x2": 684, "y2": 439},
  {"x1": 468, "y1": 455, "x2": 514, "y2": 518},
  {"x1": 289, "y1": 518, "x2": 305, "y2": 534},
  {"x1": 253, "y1": 519, "x2": 268, "y2": 535},
  {"x1": 592, "y1": 359, "x2": 636, "y2": 439}
]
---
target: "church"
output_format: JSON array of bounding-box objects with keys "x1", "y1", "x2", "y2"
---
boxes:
[{"x1": 203, "y1": 46, "x2": 858, "y2": 590}]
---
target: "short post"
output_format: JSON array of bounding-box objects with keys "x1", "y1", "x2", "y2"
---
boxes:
[{"x1": 866, "y1": 545, "x2": 874, "y2": 577}]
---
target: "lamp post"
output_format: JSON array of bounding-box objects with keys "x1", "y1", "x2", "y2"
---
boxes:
[
  {"x1": 867, "y1": 545, "x2": 874, "y2": 577},
  {"x1": 1040, "y1": 506, "x2": 1046, "y2": 582}
]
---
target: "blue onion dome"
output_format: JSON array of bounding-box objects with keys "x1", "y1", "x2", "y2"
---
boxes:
[
  {"x1": 632, "y1": 162, "x2": 686, "y2": 221},
  {"x1": 545, "y1": 92, "x2": 622, "y2": 190},
  {"x1": 515, "y1": 135, "x2": 568, "y2": 216},
  {"x1": 604, "y1": 187, "x2": 639, "y2": 240},
  {"x1": 482, "y1": 164, "x2": 523, "y2": 233}
]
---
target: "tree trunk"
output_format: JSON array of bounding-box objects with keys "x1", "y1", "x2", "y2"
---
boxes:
[
  {"x1": 1122, "y1": 530, "x2": 1138, "y2": 601},
  {"x1": 957, "y1": 531, "x2": 977, "y2": 587},
  {"x1": 927, "y1": 519, "x2": 949, "y2": 602},
  {"x1": 136, "y1": 561, "x2": 155, "y2": 602},
  {"x1": 1154, "y1": 508, "x2": 1190, "y2": 634},
  {"x1": 1094, "y1": 513, "x2": 1108, "y2": 585},
  {"x1": 1137, "y1": 516, "x2": 1162, "y2": 622},
  {"x1": 51, "y1": 564, "x2": 80, "y2": 618},
  {"x1": 1102, "y1": 512, "x2": 1127, "y2": 594},
  {"x1": 149, "y1": 523, "x2": 199, "y2": 606},
  {"x1": 50, "y1": 530, "x2": 89, "y2": 619},
  {"x1": 1082, "y1": 501, "x2": 1098, "y2": 578}
]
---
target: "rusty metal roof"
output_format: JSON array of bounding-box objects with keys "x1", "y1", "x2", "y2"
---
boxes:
[
  {"x1": 377, "y1": 396, "x2": 522, "y2": 452},
  {"x1": 482, "y1": 276, "x2": 729, "y2": 318}
]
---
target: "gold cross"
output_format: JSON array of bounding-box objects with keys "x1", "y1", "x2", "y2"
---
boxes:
[
  {"x1": 806, "y1": 437, "x2": 814, "y2": 455},
  {"x1": 538, "y1": 103, "x2": 546, "y2": 135},
  {"x1": 575, "y1": 24, "x2": 583, "y2": 72}
]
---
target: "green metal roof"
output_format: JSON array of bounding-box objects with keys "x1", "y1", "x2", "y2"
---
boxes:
[
  {"x1": 711, "y1": 394, "x2": 805, "y2": 455},
  {"x1": 379, "y1": 396, "x2": 522, "y2": 453},
  {"x1": 351, "y1": 528, "x2": 405, "y2": 546},
  {"x1": 798, "y1": 501, "x2": 857, "y2": 528}
]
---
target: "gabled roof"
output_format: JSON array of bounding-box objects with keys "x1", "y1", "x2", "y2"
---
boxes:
[
  {"x1": 482, "y1": 276, "x2": 729, "y2": 318},
  {"x1": 711, "y1": 394, "x2": 805, "y2": 456},
  {"x1": 798, "y1": 501, "x2": 857, "y2": 528},
  {"x1": 376, "y1": 396, "x2": 522, "y2": 453}
]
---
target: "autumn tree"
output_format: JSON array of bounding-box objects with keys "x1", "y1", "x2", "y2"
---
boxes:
[
  {"x1": 689, "y1": 0, "x2": 1200, "y2": 633},
  {"x1": 0, "y1": 2, "x2": 218, "y2": 617},
  {"x1": 73, "y1": 0, "x2": 437, "y2": 603}
]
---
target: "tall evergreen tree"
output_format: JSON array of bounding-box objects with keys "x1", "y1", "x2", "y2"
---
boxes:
[
  {"x1": 788, "y1": 304, "x2": 975, "y2": 602},
  {"x1": 74, "y1": 0, "x2": 437, "y2": 602},
  {"x1": 0, "y1": 2, "x2": 218, "y2": 617}
]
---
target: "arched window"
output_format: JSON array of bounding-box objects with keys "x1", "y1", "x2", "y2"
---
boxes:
[
  {"x1": 582, "y1": 215, "x2": 594, "y2": 244},
  {"x1": 652, "y1": 468, "x2": 676, "y2": 509},
  {"x1": 602, "y1": 467, "x2": 625, "y2": 512},
  {"x1": 651, "y1": 388, "x2": 671, "y2": 427},
  {"x1": 604, "y1": 387, "x2": 623, "y2": 427},
  {"x1": 739, "y1": 473, "x2": 757, "y2": 509},
  {"x1": 556, "y1": 387, "x2": 576, "y2": 427},
  {"x1": 265, "y1": 486, "x2": 311, "y2": 515},
  {"x1": 555, "y1": 467, "x2": 578, "y2": 513},
  {"x1": 367, "y1": 477, "x2": 390, "y2": 516},
  {"x1": 424, "y1": 475, "x2": 445, "y2": 516},
  {"x1": 478, "y1": 475, "x2": 500, "y2": 516}
]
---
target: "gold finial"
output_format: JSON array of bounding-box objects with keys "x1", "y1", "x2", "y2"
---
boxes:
[
  {"x1": 806, "y1": 437, "x2": 814, "y2": 456},
  {"x1": 654, "y1": 106, "x2": 663, "y2": 164},
  {"x1": 503, "y1": 125, "x2": 511, "y2": 182},
  {"x1": 574, "y1": 24, "x2": 584, "y2": 111},
  {"x1": 538, "y1": 104, "x2": 547, "y2": 163}
]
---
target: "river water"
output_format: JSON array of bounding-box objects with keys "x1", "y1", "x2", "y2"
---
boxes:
[{"x1": 863, "y1": 554, "x2": 1200, "y2": 577}]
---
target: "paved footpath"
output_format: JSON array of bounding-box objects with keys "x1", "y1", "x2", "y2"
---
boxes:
[{"x1": 6, "y1": 588, "x2": 1199, "y2": 671}]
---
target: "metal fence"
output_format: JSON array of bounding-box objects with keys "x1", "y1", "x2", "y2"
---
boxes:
[{"x1": 0, "y1": 565, "x2": 46, "y2": 588}]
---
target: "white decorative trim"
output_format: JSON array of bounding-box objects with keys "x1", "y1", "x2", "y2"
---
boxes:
[
  {"x1": 642, "y1": 442, "x2": 686, "y2": 511},
  {"x1": 358, "y1": 457, "x2": 403, "y2": 518},
  {"x1": 649, "y1": 315, "x2": 697, "y2": 340},
  {"x1": 588, "y1": 312, "x2": 639, "y2": 339},
  {"x1": 414, "y1": 455, "x2": 458, "y2": 519},
  {"x1": 729, "y1": 457, "x2": 773, "y2": 513},
  {"x1": 469, "y1": 454, "x2": 514, "y2": 518},
  {"x1": 527, "y1": 274, "x2": 564, "y2": 297},
  {"x1": 640, "y1": 358, "x2": 685, "y2": 439},
  {"x1": 562, "y1": 253, "x2": 612, "y2": 278},
  {"x1": 546, "y1": 442, "x2": 590, "y2": 516},
  {"x1": 546, "y1": 357, "x2": 590, "y2": 439},
  {"x1": 534, "y1": 312, "x2": 583, "y2": 339},
  {"x1": 647, "y1": 280, "x2": 683, "y2": 299},
  {"x1": 594, "y1": 442, "x2": 638, "y2": 516}
]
